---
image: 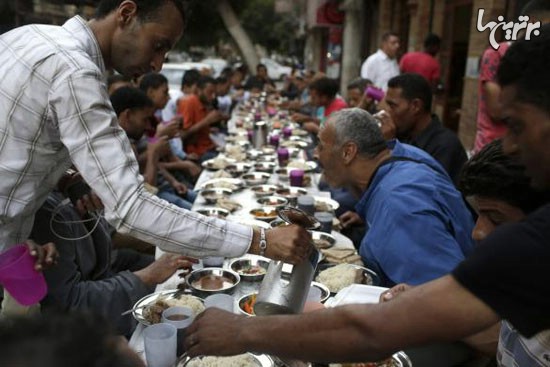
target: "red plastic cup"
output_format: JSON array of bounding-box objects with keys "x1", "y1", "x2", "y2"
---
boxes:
[{"x1": 0, "y1": 245, "x2": 48, "y2": 306}]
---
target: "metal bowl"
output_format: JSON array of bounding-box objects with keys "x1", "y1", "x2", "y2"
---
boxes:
[
  {"x1": 178, "y1": 353, "x2": 274, "y2": 367},
  {"x1": 316, "y1": 263, "x2": 381, "y2": 292},
  {"x1": 238, "y1": 293, "x2": 258, "y2": 316},
  {"x1": 194, "y1": 207, "x2": 230, "y2": 219},
  {"x1": 311, "y1": 231, "x2": 336, "y2": 250},
  {"x1": 260, "y1": 146, "x2": 276, "y2": 155},
  {"x1": 250, "y1": 184, "x2": 279, "y2": 197},
  {"x1": 249, "y1": 207, "x2": 279, "y2": 221},
  {"x1": 225, "y1": 162, "x2": 252, "y2": 177},
  {"x1": 269, "y1": 218, "x2": 290, "y2": 228},
  {"x1": 200, "y1": 188, "x2": 232, "y2": 204},
  {"x1": 242, "y1": 172, "x2": 271, "y2": 186},
  {"x1": 186, "y1": 268, "x2": 240, "y2": 297},
  {"x1": 257, "y1": 196, "x2": 288, "y2": 208},
  {"x1": 311, "y1": 281, "x2": 331, "y2": 303},
  {"x1": 275, "y1": 186, "x2": 308, "y2": 204},
  {"x1": 246, "y1": 149, "x2": 263, "y2": 161},
  {"x1": 254, "y1": 161, "x2": 276, "y2": 173},
  {"x1": 287, "y1": 160, "x2": 318, "y2": 173},
  {"x1": 200, "y1": 178, "x2": 245, "y2": 191},
  {"x1": 230, "y1": 256, "x2": 270, "y2": 282},
  {"x1": 201, "y1": 157, "x2": 236, "y2": 171}
]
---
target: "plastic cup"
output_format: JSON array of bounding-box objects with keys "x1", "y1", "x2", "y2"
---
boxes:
[
  {"x1": 0, "y1": 245, "x2": 47, "y2": 306},
  {"x1": 204, "y1": 294, "x2": 235, "y2": 313},
  {"x1": 297, "y1": 195, "x2": 315, "y2": 215},
  {"x1": 202, "y1": 256, "x2": 224, "y2": 267},
  {"x1": 269, "y1": 134, "x2": 280, "y2": 147},
  {"x1": 277, "y1": 147, "x2": 290, "y2": 167},
  {"x1": 144, "y1": 323, "x2": 177, "y2": 367},
  {"x1": 161, "y1": 306, "x2": 194, "y2": 357},
  {"x1": 314, "y1": 212, "x2": 334, "y2": 233},
  {"x1": 365, "y1": 85, "x2": 385, "y2": 102},
  {"x1": 282, "y1": 127, "x2": 292, "y2": 138},
  {"x1": 289, "y1": 169, "x2": 305, "y2": 187}
]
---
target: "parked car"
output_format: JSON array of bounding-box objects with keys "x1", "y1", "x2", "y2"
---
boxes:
[
  {"x1": 200, "y1": 58, "x2": 229, "y2": 78},
  {"x1": 260, "y1": 58, "x2": 293, "y2": 81},
  {"x1": 160, "y1": 62, "x2": 213, "y2": 100}
]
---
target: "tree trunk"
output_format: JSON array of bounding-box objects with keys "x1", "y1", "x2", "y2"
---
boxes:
[{"x1": 216, "y1": 0, "x2": 259, "y2": 74}]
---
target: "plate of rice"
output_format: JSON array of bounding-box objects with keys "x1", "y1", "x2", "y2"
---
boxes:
[
  {"x1": 328, "y1": 351, "x2": 412, "y2": 367},
  {"x1": 178, "y1": 353, "x2": 274, "y2": 367},
  {"x1": 133, "y1": 290, "x2": 205, "y2": 325},
  {"x1": 315, "y1": 263, "x2": 379, "y2": 293}
]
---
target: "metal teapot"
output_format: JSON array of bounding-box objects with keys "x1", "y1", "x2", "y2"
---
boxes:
[
  {"x1": 252, "y1": 121, "x2": 268, "y2": 149},
  {"x1": 254, "y1": 207, "x2": 320, "y2": 315}
]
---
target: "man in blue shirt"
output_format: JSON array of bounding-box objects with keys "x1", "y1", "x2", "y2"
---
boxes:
[{"x1": 315, "y1": 108, "x2": 474, "y2": 286}]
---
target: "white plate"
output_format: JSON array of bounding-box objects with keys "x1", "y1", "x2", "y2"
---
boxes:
[
  {"x1": 199, "y1": 178, "x2": 245, "y2": 191},
  {"x1": 132, "y1": 289, "x2": 204, "y2": 326},
  {"x1": 313, "y1": 196, "x2": 340, "y2": 211},
  {"x1": 325, "y1": 284, "x2": 389, "y2": 307}
]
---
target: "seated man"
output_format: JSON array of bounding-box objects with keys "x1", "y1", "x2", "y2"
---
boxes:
[
  {"x1": 381, "y1": 73, "x2": 467, "y2": 184},
  {"x1": 177, "y1": 76, "x2": 226, "y2": 162},
  {"x1": 244, "y1": 63, "x2": 275, "y2": 93},
  {"x1": 30, "y1": 188, "x2": 195, "y2": 336},
  {"x1": 316, "y1": 108, "x2": 474, "y2": 287},
  {"x1": 382, "y1": 139, "x2": 550, "y2": 363}
]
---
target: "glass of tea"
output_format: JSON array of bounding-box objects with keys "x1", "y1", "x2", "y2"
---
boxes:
[{"x1": 161, "y1": 306, "x2": 194, "y2": 356}]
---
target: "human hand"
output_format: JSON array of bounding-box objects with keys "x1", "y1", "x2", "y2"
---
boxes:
[
  {"x1": 259, "y1": 225, "x2": 313, "y2": 265},
  {"x1": 134, "y1": 253, "x2": 198, "y2": 287},
  {"x1": 184, "y1": 308, "x2": 249, "y2": 357},
  {"x1": 187, "y1": 153, "x2": 200, "y2": 162},
  {"x1": 75, "y1": 191, "x2": 104, "y2": 217},
  {"x1": 156, "y1": 119, "x2": 181, "y2": 139},
  {"x1": 26, "y1": 240, "x2": 59, "y2": 271},
  {"x1": 373, "y1": 110, "x2": 396, "y2": 140},
  {"x1": 379, "y1": 283, "x2": 412, "y2": 303},
  {"x1": 339, "y1": 211, "x2": 363, "y2": 229},
  {"x1": 302, "y1": 121, "x2": 319, "y2": 134},
  {"x1": 147, "y1": 136, "x2": 170, "y2": 157},
  {"x1": 172, "y1": 181, "x2": 188, "y2": 195},
  {"x1": 291, "y1": 112, "x2": 312, "y2": 123}
]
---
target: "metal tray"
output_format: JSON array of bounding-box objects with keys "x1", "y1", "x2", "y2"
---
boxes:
[
  {"x1": 132, "y1": 289, "x2": 204, "y2": 326},
  {"x1": 178, "y1": 353, "x2": 274, "y2": 367}
]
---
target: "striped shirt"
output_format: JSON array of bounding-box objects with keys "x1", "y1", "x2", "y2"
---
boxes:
[
  {"x1": 0, "y1": 16, "x2": 251, "y2": 256},
  {"x1": 497, "y1": 322, "x2": 550, "y2": 367}
]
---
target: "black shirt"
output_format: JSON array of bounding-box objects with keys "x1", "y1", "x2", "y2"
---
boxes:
[
  {"x1": 453, "y1": 203, "x2": 550, "y2": 338},
  {"x1": 406, "y1": 114, "x2": 467, "y2": 185}
]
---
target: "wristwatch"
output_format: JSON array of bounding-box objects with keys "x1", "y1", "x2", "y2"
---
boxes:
[{"x1": 259, "y1": 228, "x2": 267, "y2": 257}]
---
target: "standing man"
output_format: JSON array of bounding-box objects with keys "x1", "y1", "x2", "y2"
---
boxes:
[
  {"x1": 0, "y1": 0, "x2": 311, "y2": 312},
  {"x1": 400, "y1": 34, "x2": 441, "y2": 89},
  {"x1": 360, "y1": 32, "x2": 400, "y2": 91}
]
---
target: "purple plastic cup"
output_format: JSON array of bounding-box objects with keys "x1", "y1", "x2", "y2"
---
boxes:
[
  {"x1": 365, "y1": 86, "x2": 385, "y2": 102},
  {"x1": 289, "y1": 169, "x2": 305, "y2": 187},
  {"x1": 277, "y1": 147, "x2": 290, "y2": 167},
  {"x1": 247, "y1": 129, "x2": 254, "y2": 142},
  {"x1": 282, "y1": 127, "x2": 292, "y2": 138},
  {"x1": 269, "y1": 134, "x2": 280, "y2": 147},
  {"x1": 0, "y1": 245, "x2": 47, "y2": 306}
]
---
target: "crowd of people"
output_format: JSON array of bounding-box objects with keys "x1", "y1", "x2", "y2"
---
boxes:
[{"x1": 0, "y1": 0, "x2": 549, "y2": 367}]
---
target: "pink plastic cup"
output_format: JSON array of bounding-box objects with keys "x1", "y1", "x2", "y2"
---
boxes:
[{"x1": 0, "y1": 245, "x2": 48, "y2": 306}]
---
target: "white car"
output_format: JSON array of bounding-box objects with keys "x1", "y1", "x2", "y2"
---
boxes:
[
  {"x1": 261, "y1": 58, "x2": 293, "y2": 81},
  {"x1": 200, "y1": 58, "x2": 229, "y2": 78},
  {"x1": 160, "y1": 62, "x2": 213, "y2": 100}
]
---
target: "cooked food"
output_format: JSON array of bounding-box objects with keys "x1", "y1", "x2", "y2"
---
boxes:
[
  {"x1": 185, "y1": 354, "x2": 259, "y2": 367},
  {"x1": 240, "y1": 294, "x2": 257, "y2": 315},
  {"x1": 203, "y1": 181, "x2": 238, "y2": 190},
  {"x1": 315, "y1": 264, "x2": 364, "y2": 293},
  {"x1": 216, "y1": 198, "x2": 242, "y2": 212},
  {"x1": 330, "y1": 358, "x2": 399, "y2": 367},
  {"x1": 237, "y1": 265, "x2": 267, "y2": 276},
  {"x1": 191, "y1": 275, "x2": 235, "y2": 291},
  {"x1": 287, "y1": 161, "x2": 310, "y2": 170},
  {"x1": 212, "y1": 170, "x2": 233, "y2": 179},
  {"x1": 313, "y1": 238, "x2": 333, "y2": 249},
  {"x1": 251, "y1": 208, "x2": 277, "y2": 218},
  {"x1": 205, "y1": 157, "x2": 232, "y2": 170},
  {"x1": 142, "y1": 295, "x2": 205, "y2": 324},
  {"x1": 315, "y1": 201, "x2": 332, "y2": 212}
]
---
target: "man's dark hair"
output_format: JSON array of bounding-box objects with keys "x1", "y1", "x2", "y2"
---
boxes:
[
  {"x1": 110, "y1": 86, "x2": 153, "y2": 116},
  {"x1": 424, "y1": 33, "x2": 441, "y2": 49},
  {"x1": 521, "y1": 0, "x2": 550, "y2": 17},
  {"x1": 215, "y1": 76, "x2": 228, "y2": 85},
  {"x1": 0, "y1": 312, "x2": 141, "y2": 367},
  {"x1": 497, "y1": 23, "x2": 550, "y2": 114},
  {"x1": 347, "y1": 77, "x2": 371, "y2": 92},
  {"x1": 309, "y1": 77, "x2": 339, "y2": 99},
  {"x1": 387, "y1": 73, "x2": 433, "y2": 112},
  {"x1": 107, "y1": 74, "x2": 132, "y2": 89},
  {"x1": 381, "y1": 31, "x2": 399, "y2": 42},
  {"x1": 139, "y1": 72, "x2": 168, "y2": 92},
  {"x1": 95, "y1": 0, "x2": 187, "y2": 24},
  {"x1": 181, "y1": 69, "x2": 201, "y2": 88},
  {"x1": 197, "y1": 75, "x2": 216, "y2": 89},
  {"x1": 459, "y1": 140, "x2": 550, "y2": 213}
]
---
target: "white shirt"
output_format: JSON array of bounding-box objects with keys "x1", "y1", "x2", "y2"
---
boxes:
[
  {"x1": 360, "y1": 49, "x2": 400, "y2": 91},
  {"x1": 0, "y1": 16, "x2": 252, "y2": 256}
]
